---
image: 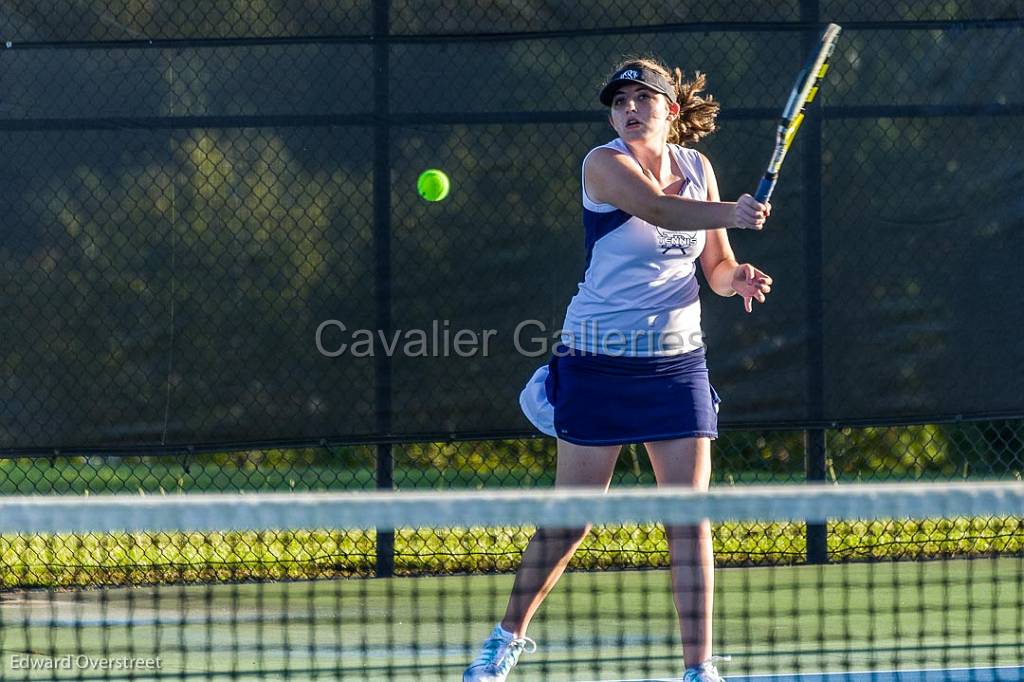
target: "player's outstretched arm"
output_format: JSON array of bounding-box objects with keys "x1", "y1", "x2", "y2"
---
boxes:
[{"x1": 584, "y1": 147, "x2": 768, "y2": 231}]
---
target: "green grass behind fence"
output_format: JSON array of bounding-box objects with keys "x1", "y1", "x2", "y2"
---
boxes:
[{"x1": 2, "y1": 517, "x2": 1021, "y2": 590}]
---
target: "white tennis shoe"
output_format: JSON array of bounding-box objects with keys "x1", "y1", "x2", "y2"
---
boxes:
[
  {"x1": 682, "y1": 656, "x2": 729, "y2": 682},
  {"x1": 463, "y1": 624, "x2": 537, "y2": 681}
]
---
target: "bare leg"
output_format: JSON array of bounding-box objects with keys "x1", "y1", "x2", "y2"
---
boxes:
[
  {"x1": 499, "y1": 439, "x2": 620, "y2": 636},
  {"x1": 645, "y1": 437, "x2": 713, "y2": 669}
]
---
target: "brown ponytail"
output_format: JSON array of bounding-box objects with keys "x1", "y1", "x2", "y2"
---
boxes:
[{"x1": 670, "y1": 68, "x2": 719, "y2": 145}]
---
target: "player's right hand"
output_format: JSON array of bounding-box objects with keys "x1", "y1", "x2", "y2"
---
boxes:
[{"x1": 733, "y1": 194, "x2": 770, "y2": 230}]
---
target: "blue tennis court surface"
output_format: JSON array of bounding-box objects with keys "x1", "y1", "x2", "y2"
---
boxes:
[{"x1": 584, "y1": 666, "x2": 1024, "y2": 681}]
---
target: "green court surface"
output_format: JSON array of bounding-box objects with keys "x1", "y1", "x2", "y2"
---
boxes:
[{"x1": 1, "y1": 558, "x2": 1021, "y2": 681}]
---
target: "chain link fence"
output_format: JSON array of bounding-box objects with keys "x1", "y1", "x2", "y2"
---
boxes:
[
  {"x1": 2, "y1": 419, "x2": 1021, "y2": 586},
  {"x1": 1, "y1": 3, "x2": 1022, "y2": 585},
  {"x1": 2, "y1": 420, "x2": 1021, "y2": 497}
]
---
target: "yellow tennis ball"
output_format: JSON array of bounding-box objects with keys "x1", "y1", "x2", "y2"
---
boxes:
[{"x1": 417, "y1": 169, "x2": 450, "y2": 202}]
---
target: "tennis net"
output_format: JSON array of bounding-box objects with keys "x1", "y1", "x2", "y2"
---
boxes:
[{"x1": 0, "y1": 482, "x2": 1022, "y2": 681}]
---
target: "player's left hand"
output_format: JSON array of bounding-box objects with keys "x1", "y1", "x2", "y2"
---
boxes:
[{"x1": 731, "y1": 263, "x2": 772, "y2": 313}]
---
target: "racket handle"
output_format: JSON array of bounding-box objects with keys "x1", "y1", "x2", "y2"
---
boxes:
[{"x1": 754, "y1": 175, "x2": 775, "y2": 204}]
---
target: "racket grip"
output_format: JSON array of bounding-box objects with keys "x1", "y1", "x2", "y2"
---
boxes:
[{"x1": 754, "y1": 176, "x2": 775, "y2": 204}]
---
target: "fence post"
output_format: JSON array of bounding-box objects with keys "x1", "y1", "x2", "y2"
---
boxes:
[
  {"x1": 801, "y1": 0, "x2": 828, "y2": 565},
  {"x1": 373, "y1": 0, "x2": 395, "y2": 578},
  {"x1": 805, "y1": 431, "x2": 828, "y2": 563}
]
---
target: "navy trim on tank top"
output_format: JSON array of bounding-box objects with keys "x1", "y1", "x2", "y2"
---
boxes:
[{"x1": 582, "y1": 207, "x2": 632, "y2": 274}]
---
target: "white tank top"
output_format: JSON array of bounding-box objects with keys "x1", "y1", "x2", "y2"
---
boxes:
[{"x1": 560, "y1": 139, "x2": 708, "y2": 357}]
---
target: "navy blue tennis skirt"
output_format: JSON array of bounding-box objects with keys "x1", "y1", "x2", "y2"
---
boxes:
[{"x1": 519, "y1": 344, "x2": 720, "y2": 446}]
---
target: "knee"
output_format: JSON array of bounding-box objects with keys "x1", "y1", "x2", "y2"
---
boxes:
[{"x1": 666, "y1": 521, "x2": 712, "y2": 542}]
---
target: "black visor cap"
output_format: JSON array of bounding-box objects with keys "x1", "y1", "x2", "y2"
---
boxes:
[{"x1": 599, "y1": 65, "x2": 677, "y2": 106}]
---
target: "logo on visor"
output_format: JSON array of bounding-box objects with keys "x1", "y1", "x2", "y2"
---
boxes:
[{"x1": 620, "y1": 69, "x2": 640, "y2": 80}]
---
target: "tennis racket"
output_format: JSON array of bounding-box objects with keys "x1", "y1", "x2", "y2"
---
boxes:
[{"x1": 754, "y1": 23, "x2": 842, "y2": 203}]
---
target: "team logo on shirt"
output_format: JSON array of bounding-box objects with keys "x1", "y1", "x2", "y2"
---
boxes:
[
  {"x1": 656, "y1": 229, "x2": 698, "y2": 255},
  {"x1": 654, "y1": 175, "x2": 698, "y2": 254}
]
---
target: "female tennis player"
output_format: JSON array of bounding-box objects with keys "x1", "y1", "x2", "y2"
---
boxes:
[{"x1": 463, "y1": 58, "x2": 772, "y2": 682}]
